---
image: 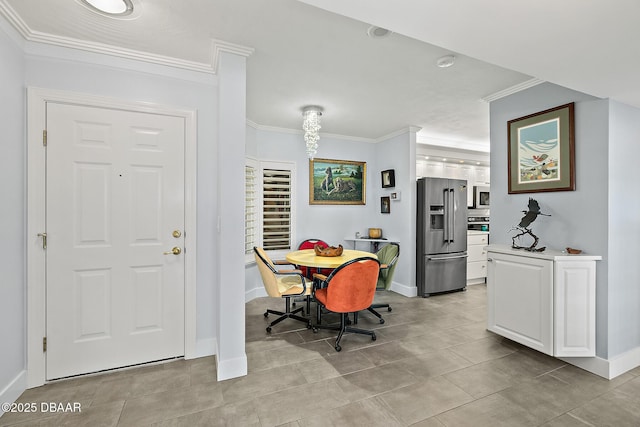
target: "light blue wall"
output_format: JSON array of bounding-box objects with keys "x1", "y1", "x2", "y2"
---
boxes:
[
  {"x1": 608, "y1": 100, "x2": 640, "y2": 357},
  {"x1": 247, "y1": 127, "x2": 416, "y2": 295},
  {"x1": 0, "y1": 19, "x2": 26, "y2": 403},
  {"x1": 490, "y1": 82, "x2": 640, "y2": 360}
]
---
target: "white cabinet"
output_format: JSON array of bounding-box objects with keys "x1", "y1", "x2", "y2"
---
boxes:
[
  {"x1": 416, "y1": 161, "x2": 490, "y2": 207},
  {"x1": 486, "y1": 245, "x2": 600, "y2": 357},
  {"x1": 467, "y1": 231, "x2": 489, "y2": 284}
]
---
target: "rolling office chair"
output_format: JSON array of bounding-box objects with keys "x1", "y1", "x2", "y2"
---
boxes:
[
  {"x1": 312, "y1": 257, "x2": 380, "y2": 351},
  {"x1": 296, "y1": 238, "x2": 329, "y2": 278},
  {"x1": 292, "y1": 238, "x2": 328, "y2": 308},
  {"x1": 366, "y1": 242, "x2": 400, "y2": 324},
  {"x1": 253, "y1": 247, "x2": 312, "y2": 333}
]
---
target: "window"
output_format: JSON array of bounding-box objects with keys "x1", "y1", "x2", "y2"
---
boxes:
[
  {"x1": 262, "y1": 167, "x2": 292, "y2": 251},
  {"x1": 245, "y1": 159, "x2": 296, "y2": 261},
  {"x1": 244, "y1": 159, "x2": 258, "y2": 255}
]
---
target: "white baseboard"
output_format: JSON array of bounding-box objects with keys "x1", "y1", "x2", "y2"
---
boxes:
[
  {"x1": 609, "y1": 346, "x2": 640, "y2": 378},
  {"x1": 0, "y1": 370, "x2": 27, "y2": 417},
  {"x1": 216, "y1": 354, "x2": 248, "y2": 381},
  {"x1": 192, "y1": 338, "x2": 217, "y2": 359},
  {"x1": 390, "y1": 281, "x2": 416, "y2": 297},
  {"x1": 561, "y1": 345, "x2": 640, "y2": 380},
  {"x1": 245, "y1": 286, "x2": 267, "y2": 302}
]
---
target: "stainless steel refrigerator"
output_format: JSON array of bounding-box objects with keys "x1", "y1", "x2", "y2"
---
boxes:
[{"x1": 416, "y1": 177, "x2": 468, "y2": 297}]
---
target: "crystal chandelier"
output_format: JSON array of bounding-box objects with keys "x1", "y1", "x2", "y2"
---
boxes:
[{"x1": 302, "y1": 106, "x2": 323, "y2": 159}]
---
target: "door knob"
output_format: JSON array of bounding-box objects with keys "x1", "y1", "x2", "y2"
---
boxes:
[{"x1": 163, "y1": 247, "x2": 182, "y2": 255}]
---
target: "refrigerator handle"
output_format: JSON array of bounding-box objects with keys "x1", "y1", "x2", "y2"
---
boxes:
[
  {"x1": 443, "y1": 188, "x2": 450, "y2": 243},
  {"x1": 449, "y1": 188, "x2": 455, "y2": 243},
  {"x1": 427, "y1": 254, "x2": 467, "y2": 261}
]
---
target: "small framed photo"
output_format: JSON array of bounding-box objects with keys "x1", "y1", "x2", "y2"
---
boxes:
[
  {"x1": 381, "y1": 169, "x2": 395, "y2": 188},
  {"x1": 381, "y1": 196, "x2": 391, "y2": 214}
]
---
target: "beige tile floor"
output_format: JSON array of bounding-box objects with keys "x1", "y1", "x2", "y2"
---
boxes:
[{"x1": 2, "y1": 284, "x2": 640, "y2": 426}]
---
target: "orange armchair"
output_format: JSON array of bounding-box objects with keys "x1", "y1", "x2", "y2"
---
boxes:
[{"x1": 312, "y1": 257, "x2": 380, "y2": 351}]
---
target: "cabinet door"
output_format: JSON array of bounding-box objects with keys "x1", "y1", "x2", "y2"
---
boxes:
[
  {"x1": 554, "y1": 261, "x2": 596, "y2": 357},
  {"x1": 487, "y1": 252, "x2": 553, "y2": 355}
]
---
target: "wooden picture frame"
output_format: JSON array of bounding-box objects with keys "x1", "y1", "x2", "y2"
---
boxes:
[
  {"x1": 309, "y1": 158, "x2": 366, "y2": 205},
  {"x1": 381, "y1": 196, "x2": 391, "y2": 213},
  {"x1": 508, "y1": 102, "x2": 575, "y2": 194},
  {"x1": 381, "y1": 169, "x2": 395, "y2": 188}
]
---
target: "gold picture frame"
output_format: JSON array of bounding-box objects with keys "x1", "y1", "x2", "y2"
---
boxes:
[{"x1": 309, "y1": 158, "x2": 366, "y2": 205}]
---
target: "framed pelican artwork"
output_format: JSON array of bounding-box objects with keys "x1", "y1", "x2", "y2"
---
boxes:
[{"x1": 507, "y1": 102, "x2": 575, "y2": 194}]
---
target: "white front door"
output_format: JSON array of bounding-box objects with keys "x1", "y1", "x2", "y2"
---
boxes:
[{"x1": 45, "y1": 102, "x2": 186, "y2": 380}]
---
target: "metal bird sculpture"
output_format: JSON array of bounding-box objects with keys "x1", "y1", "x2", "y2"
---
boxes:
[
  {"x1": 512, "y1": 198, "x2": 551, "y2": 252},
  {"x1": 518, "y1": 198, "x2": 550, "y2": 228}
]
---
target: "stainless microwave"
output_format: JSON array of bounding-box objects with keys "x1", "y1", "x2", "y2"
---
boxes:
[{"x1": 473, "y1": 185, "x2": 490, "y2": 208}]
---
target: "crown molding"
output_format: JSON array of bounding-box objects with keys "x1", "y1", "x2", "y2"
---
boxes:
[
  {"x1": 481, "y1": 77, "x2": 545, "y2": 103},
  {"x1": 211, "y1": 39, "x2": 255, "y2": 73},
  {"x1": 374, "y1": 126, "x2": 422, "y2": 143},
  {"x1": 247, "y1": 121, "x2": 424, "y2": 144},
  {"x1": 246, "y1": 120, "x2": 377, "y2": 143},
  {"x1": 0, "y1": 2, "x2": 253, "y2": 74}
]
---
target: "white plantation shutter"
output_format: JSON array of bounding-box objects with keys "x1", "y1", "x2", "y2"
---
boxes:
[
  {"x1": 244, "y1": 162, "x2": 257, "y2": 254},
  {"x1": 262, "y1": 168, "x2": 292, "y2": 250}
]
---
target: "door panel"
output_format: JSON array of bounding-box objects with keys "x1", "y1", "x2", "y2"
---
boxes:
[{"x1": 46, "y1": 103, "x2": 185, "y2": 380}]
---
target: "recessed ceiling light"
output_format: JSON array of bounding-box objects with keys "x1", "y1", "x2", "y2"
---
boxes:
[
  {"x1": 80, "y1": 0, "x2": 133, "y2": 16},
  {"x1": 367, "y1": 26, "x2": 392, "y2": 38},
  {"x1": 425, "y1": 156, "x2": 429, "y2": 160},
  {"x1": 436, "y1": 54, "x2": 456, "y2": 68},
  {"x1": 442, "y1": 158, "x2": 447, "y2": 162}
]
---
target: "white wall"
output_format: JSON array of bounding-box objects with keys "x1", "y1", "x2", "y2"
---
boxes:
[
  {"x1": 375, "y1": 131, "x2": 416, "y2": 292},
  {"x1": 215, "y1": 52, "x2": 248, "y2": 380},
  {"x1": 490, "y1": 82, "x2": 640, "y2": 362},
  {"x1": 0, "y1": 32, "x2": 228, "y2": 406},
  {"x1": 0, "y1": 19, "x2": 27, "y2": 408},
  {"x1": 246, "y1": 127, "x2": 417, "y2": 297},
  {"x1": 24, "y1": 49, "x2": 219, "y2": 350},
  {"x1": 608, "y1": 100, "x2": 640, "y2": 357}
]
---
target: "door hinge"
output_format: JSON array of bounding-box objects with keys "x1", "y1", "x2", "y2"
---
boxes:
[
  {"x1": 43, "y1": 130, "x2": 47, "y2": 146},
  {"x1": 43, "y1": 337, "x2": 47, "y2": 352}
]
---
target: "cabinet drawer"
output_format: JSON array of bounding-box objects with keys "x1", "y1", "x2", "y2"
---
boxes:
[
  {"x1": 467, "y1": 260, "x2": 487, "y2": 280},
  {"x1": 468, "y1": 234, "x2": 489, "y2": 245},
  {"x1": 468, "y1": 244, "x2": 487, "y2": 262}
]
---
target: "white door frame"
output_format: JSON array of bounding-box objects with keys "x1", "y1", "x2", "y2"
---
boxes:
[{"x1": 26, "y1": 87, "x2": 198, "y2": 388}]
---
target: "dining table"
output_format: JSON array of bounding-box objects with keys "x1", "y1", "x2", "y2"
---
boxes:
[{"x1": 285, "y1": 248, "x2": 377, "y2": 270}]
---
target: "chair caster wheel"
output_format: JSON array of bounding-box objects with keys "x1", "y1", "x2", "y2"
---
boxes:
[
  {"x1": 335, "y1": 345, "x2": 341, "y2": 352},
  {"x1": 292, "y1": 302, "x2": 297, "y2": 307},
  {"x1": 372, "y1": 334, "x2": 377, "y2": 341},
  {"x1": 388, "y1": 307, "x2": 392, "y2": 312},
  {"x1": 264, "y1": 312, "x2": 268, "y2": 318},
  {"x1": 306, "y1": 323, "x2": 312, "y2": 329},
  {"x1": 379, "y1": 318, "x2": 385, "y2": 324},
  {"x1": 266, "y1": 327, "x2": 272, "y2": 333},
  {"x1": 312, "y1": 327, "x2": 318, "y2": 333}
]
